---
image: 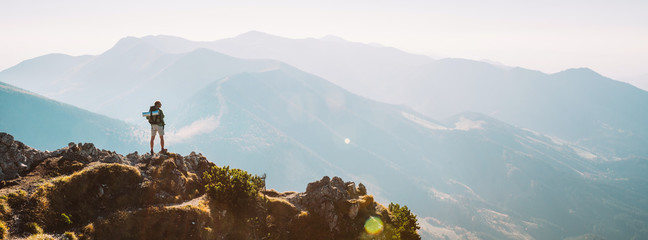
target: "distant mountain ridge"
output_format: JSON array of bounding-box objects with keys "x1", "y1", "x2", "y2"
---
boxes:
[
  {"x1": 0, "y1": 39, "x2": 282, "y2": 122},
  {"x1": 401, "y1": 58, "x2": 648, "y2": 159},
  {"x1": 76, "y1": 32, "x2": 647, "y2": 160},
  {"x1": 0, "y1": 81, "x2": 138, "y2": 153},
  {"x1": 5, "y1": 33, "x2": 646, "y2": 161},
  {"x1": 100, "y1": 31, "x2": 434, "y2": 102}
]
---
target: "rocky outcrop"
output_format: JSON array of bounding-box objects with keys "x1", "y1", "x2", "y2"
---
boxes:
[
  {"x1": 298, "y1": 176, "x2": 382, "y2": 230},
  {"x1": 0, "y1": 132, "x2": 210, "y2": 182},
  {"x1": 261, "y1": 176, "x2": 389, "y2": 239},
  {"x1": 0, "y1": 132, "x2": 126, "y2": 180},
  {"x1": 0, "y1": 132, "x2": 48, "y2": 179},
  {"x1": 0, "y1": 133, "x2": 417, "y2": 240},
  {"x1": 0, "y1": 133, "x2": 216, "y2": 239}
]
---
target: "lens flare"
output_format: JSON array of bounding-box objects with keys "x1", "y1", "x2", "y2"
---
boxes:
[
  {"x1": 364, "y1": 216, "x2": 384, "y2": 235},
  {"x1": 344, "y1": 138, "x2": 351, "y2": 144}
]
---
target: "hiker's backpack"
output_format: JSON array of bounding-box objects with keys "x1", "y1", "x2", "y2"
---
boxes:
[{"x1": 148, "y1": 106, "x2": 161, "y2": 125}]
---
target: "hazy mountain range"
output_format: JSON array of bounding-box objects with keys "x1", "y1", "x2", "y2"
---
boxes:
[
  {"x1": 399, "y1": 59, "x2": 648, "y2": 160},
  {"x1": 1, "y1": 32, "x2": 647, "y2": 239},
  {"x1": 6, "y1": 31, "x2": 643, "y2": 161},
  {"x1": 0, "y1": 82, "x2": 137, "y2": 153}
]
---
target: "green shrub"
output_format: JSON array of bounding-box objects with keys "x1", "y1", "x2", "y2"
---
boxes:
[
  {"x1": 26, "y1": 222, "x2": 44, "y2": 234},
  {"x1": 0, "y1": 221, "x2": 8, "y2": 239},
  {"x1": 203, "y1": 165, "x2": 265, "y2": 209},
  {"x1": 388, "y1": 203, "x2": 420, "y2": 240},
  {"x1": 60, "y1": 213, "x2": 73, "y2": 225}
]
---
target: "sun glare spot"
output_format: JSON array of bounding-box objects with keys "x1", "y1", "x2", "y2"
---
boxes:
[
  {"x1": 364, "y1": 216, "x2": 383, "y2": 235},
  {"x1": 344, "y1": 138, "x2": 351, "y2": 144}
]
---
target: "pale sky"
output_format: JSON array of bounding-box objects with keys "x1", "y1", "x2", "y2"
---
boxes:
[{"x1": 1, "y1": 0, "x2": 647, "y2": 89}]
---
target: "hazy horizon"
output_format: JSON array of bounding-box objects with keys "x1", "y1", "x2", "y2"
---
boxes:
[
  {"x1": 2, "y1": 2, "x2": 648, "y2": 238},
  {"x1": 1, "y1": 0, "x2": 647, "y2": 90}
]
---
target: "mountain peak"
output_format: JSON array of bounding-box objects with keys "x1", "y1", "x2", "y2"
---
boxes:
[
  {"x1": 110, "y1": 35, "x2": 196, "y2": 54},
  {"x1": 100, "y1": 36, "x2": 153, "y2": 56},
  {"x1": 554, "y1": 67, "x2": 603, "y2": 78},
  {"x1": 319, "y1": 35, "x2": 348, "y2": 43},
  {"x1": 141, "y1": 34, "x2": 188, "y2": 41},
  {"x1": 112, "y1": 36, "x2": 143, "y2": 48},
  {"x1": 234, "y1": 30, "x2": 283, "y2": 40},
  {"x1": 563, "y1": 67, "x2": 595, "y2": 73}
]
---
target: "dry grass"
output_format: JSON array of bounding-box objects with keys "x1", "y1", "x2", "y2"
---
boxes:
[
  {"x1": 0, "y1": 198, "x2": 11, "y2": 218},
  {"x1": 62, "y1": 231, "x2": 77, "y2": 240},
  {"x1": 30, "y1": 163, "x2": 143, "y2": 231},
  {"x1": 266, "y1": 196, "x2": 299, "y2": 218},
  {"x1": 0, "y1": 220, "x2": 8, "y2": 240},
  {"x1": 5, "y1": 190, "x2": 28, "y2": 207},
  {"x1": 0, "y1": 153, "x2": 402, "y2": 240},
  {"x1": 81, "y1": 223, "x2": 94, "y2": 237},
  {"x1": 91, "y1": 206, "x2": 214, "y2": 240},
  {"x1": 25, "y1": 222, "x2": 43, "y2": 235},
  {"x1": 24, "y1": 234, "x2": 56, "y2": 240}
]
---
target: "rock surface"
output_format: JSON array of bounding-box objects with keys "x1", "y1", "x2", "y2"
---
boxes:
[
  {"x1": 0, "y1": 132, "x2": 209, "y2": 181},
  {"x1": 0, "y1": 132, "x2": 48, "y2": 179},
  {"x1": 261, "y1": 176, "x2": 388, "y2": 238},
  {"x1": 0, "y1": 133, "x2": 415, "y2": 240}
]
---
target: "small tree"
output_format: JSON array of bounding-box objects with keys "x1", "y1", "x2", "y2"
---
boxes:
[
  {"x1": 388, "y1": 203, "x2": 421, "y2": 240},
  {"x1": 203, "y1": 166, "x2": 265, "y2": 209}
]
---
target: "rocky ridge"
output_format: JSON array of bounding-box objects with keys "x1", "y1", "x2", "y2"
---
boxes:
[{"x1": 0, "y1": 132, "x2": 419, "y2": 239}]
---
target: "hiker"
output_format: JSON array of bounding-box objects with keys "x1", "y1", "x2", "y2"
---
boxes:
[{"x1": 148, "y1": 100, "x2": 166, "y2": 154}]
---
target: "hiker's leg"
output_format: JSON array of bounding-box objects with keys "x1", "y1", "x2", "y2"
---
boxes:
[
  {"x1": 150, "y1": 135, "x2": 155, "y2": 151},
  {"x1": 160, "y1": 135, "x2": 165, "y2": 150}
]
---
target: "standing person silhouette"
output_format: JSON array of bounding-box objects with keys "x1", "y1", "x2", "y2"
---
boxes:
[{"x1": 148, "y1": 100, "x2": 166, "y2": 154}]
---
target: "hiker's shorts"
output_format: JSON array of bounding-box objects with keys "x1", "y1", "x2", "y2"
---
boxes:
[{"x1": 151, "y1": 125, "x2": 164, "y2": 137}]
